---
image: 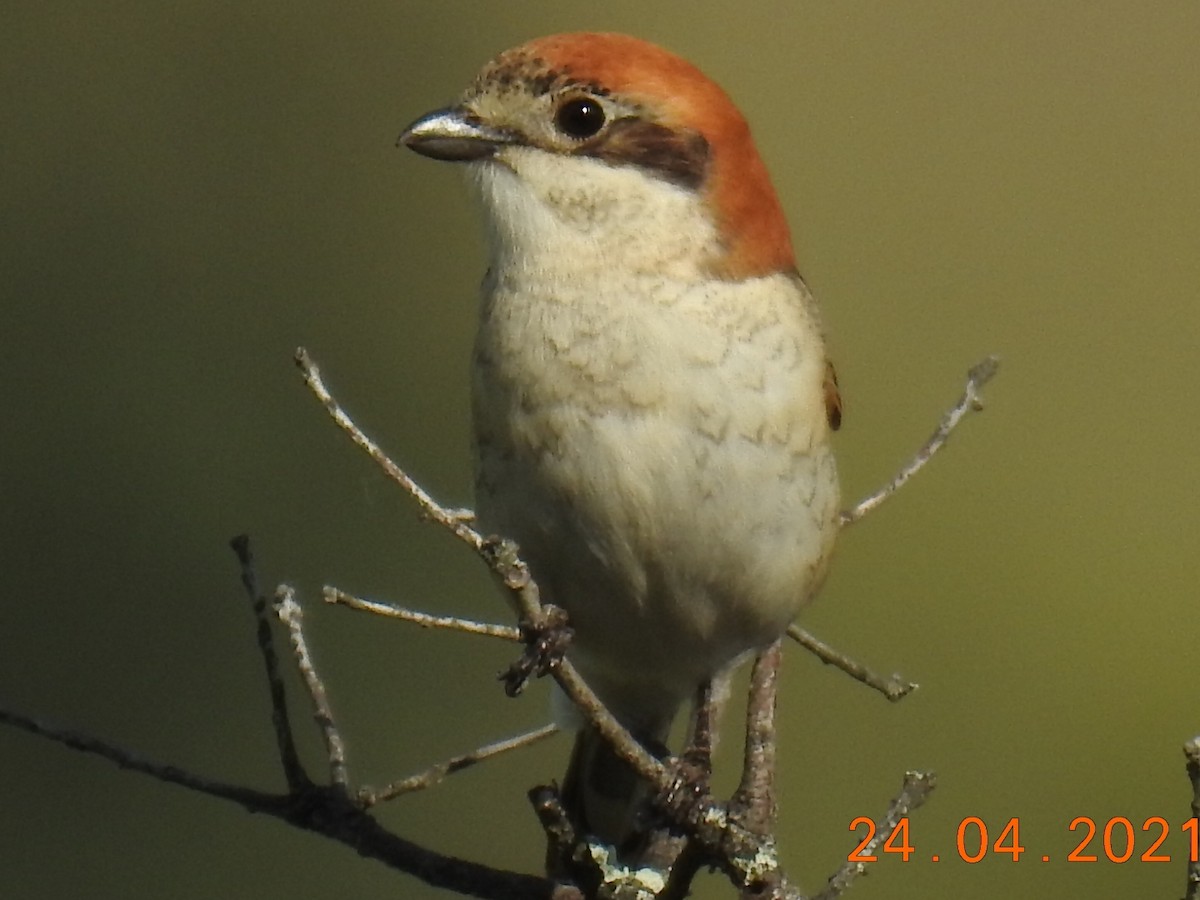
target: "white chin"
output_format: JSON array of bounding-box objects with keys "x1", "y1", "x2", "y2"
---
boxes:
[{"x1": 467, "y1": 149, "x2": 722, "y2": 281}]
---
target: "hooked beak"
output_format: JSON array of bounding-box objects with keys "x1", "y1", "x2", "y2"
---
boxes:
[{"x1": 398, "y1": 107, "x2": 516, "y2": 162}]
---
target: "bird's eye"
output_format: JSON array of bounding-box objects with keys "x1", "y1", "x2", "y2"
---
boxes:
[{"x1": 554, "y1": 96, "x2": 606, "y2": 139}]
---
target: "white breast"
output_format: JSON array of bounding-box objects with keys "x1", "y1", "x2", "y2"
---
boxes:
[{"x1": 468, "y1": 155, "x2": 840, "y2": 731}]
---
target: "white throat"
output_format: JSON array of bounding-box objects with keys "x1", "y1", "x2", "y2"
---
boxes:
[{"x1": 467, "y1": 149, "x2": 722, "y2": 283}]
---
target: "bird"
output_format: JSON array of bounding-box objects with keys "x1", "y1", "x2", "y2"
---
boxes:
[{"x1": 399, "y1": 31, "x2": 842, "y2": 849}]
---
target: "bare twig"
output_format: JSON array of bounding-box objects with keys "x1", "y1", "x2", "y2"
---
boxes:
[
  {"x1": 634, "y1": 684, "x2": 721, "y2": 895},
  {"x1": 634, "y1": 684, "x2": 724, "y2": 898},
  {"x1": 840, "y1": 355, "x2": 999, "y2": 527},
  {"x1": 324, "y1": 586, "x2": 521, "y2": 641},
  {"x1": 0, "y1": 705, "x2": 571, "y2": 899},
  {"x1": 0, "y1": 706, "x2": 285, "y2": 811},
  {"x1": 294, "y1": 347, "x2": 546, "y2": 630},
  {"x1": 1, "y1": 344, "x2": 975, "y2": 899},
  {"x1": 1183, "y1": 736, "x2": 1200, "y2": 900},
  {"x1": 814, "y1": 770, "x2": 937, "y2": 900},
  {"x1": 552, "y1": 657, "x2": 668, "y2": 793},
  {"x1": 274, "y1": 585, "x2": 350, "y2": 791},
  {"x1": 688, "y1": 682, "x2": 717, "y2": 769},
  {"x1": 230, "y1": 534, "x2": 308, "y2": 790},
  {"x1": 786, "y1": 625, "x2": 917, "y2": 701},
  {"x1": 731, "y1": 640, "x2": 787, "y2": 900},
  {"x1": 293, "y1": 349, "x2": 484, "y2": 547},
  {"x1": 734, "y1": 640, "x2": 783, "y2": 837},
  {"x1": 0, "y1": 570, "x2": 571, "y2": 900},
  {"x1": 296, "y1": 349, "x2": 812, "y2": 896},
  {"x1": 295, "y1": 350, "x2": 664, "y2": 802},
  {"x1": 360, "y1": 724, "x2": 560, "y2": 807}
]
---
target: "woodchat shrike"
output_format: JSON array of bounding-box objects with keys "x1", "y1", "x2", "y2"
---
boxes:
[{"x1": 401, "y1": 32, "x2": 842, "y2": 844}]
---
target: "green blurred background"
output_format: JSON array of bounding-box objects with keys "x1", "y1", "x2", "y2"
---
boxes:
[{"x1": 2, "y1": 2, "x2": 1197, "y2": 897}]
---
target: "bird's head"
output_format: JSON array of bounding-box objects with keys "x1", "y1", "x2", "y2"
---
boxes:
[{"x1": 400, "y1": 32, "x2": 795, "y2": 281}]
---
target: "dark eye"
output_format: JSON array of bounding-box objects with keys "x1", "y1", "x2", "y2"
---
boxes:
[{"x1": 555, "y1": 96, "x2": 606, "y2": 139}]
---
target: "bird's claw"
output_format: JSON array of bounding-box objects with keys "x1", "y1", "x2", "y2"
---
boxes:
[
  {"x1": 500, "y1": 604, "x2": 573, "y2": 697},
  {"x1": 654, "y1": 752, "x2": 714, "y2": 829}
]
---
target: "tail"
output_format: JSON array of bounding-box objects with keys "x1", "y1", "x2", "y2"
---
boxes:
[{"x1": 560, "y1": 722, "x2": 669, "y2": 849}]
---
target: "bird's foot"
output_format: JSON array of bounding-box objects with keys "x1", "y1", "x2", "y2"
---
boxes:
[
  {"x1": 500, "y1": 603, "x2": 573, "y2": 697},
  {"x1": 655, "y1": 750, "x2": 714, "y2": 831}
]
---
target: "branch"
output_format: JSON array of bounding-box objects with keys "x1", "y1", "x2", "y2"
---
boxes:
[
  {"x1": 841, "y1": 355, "x2": 999, "y2": 527},
  {"x1": 552, "y1": 656, "x2": 670, "y2": 796},
  {"x1": 295, "y1": 348, "x2": 547, "y2": 628},
  {"x1": 730, "y1": 640, "x2": 791, "y2": 900},
  {"x1": 786, "y1": 625, "x2": 917, "y2": 701},
  {"x1": 2, "y1": 348, "x2": 977, "y2": 899},
  {"x1": 231, "y1": 534, "x2": 307, "y2": 790},
  {"x1": 814, "y1": 770, "x2": 937, "y2": 900},
  {"x1": 1184, "y1": 736, "x2": 1200, "y2": 900},
  {"x1": 295, "y1": 349, "x2": 938, "y2": 899},
  {"x1": 295, "y1": 347, "x2": 668, "y2": 807},
  {"x1": 0, "y1": 540, "x2": 577, "y2": 900},
  {"x1": 324, "y1": 586, "x2": 520, "y2": 641},
  {"x1": 274, "y1": 584, "x2": 350, "y2": 790},
  {"x1": 360, "y1": 724, "x2": 560, "y2": 807},
  {"x1": 734, "y1": 640, "x2": 783, "y2": 837},
  {"x1": 0, "y1": 705, "x2": 284, "y2": 812}
]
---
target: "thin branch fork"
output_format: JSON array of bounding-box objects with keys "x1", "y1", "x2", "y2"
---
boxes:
[
  {"x1": 294, "y1": 348, "x2": 668, "y2": 794},
  {"x1": 1, "y1": 541, "x2": 575, "y2": 900},
  {"x1": 294, "y1": 348, "x2": 549, "y2": 630},
  {"x1": 232, "y1": 533, "x2": 307, "y2": 791},
  {"x1": 783, "y1": 356, "x2": 999, "y2": 709},
  {"x1": 0, "y1": 352, "x2": 1007, "y2": 899},
  {"x1": 291, "y1": 349, "x2": 1005, "y2": 896},
  {"x1": 294, "y1": 349, "x2": 817, "y2": 884}
]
